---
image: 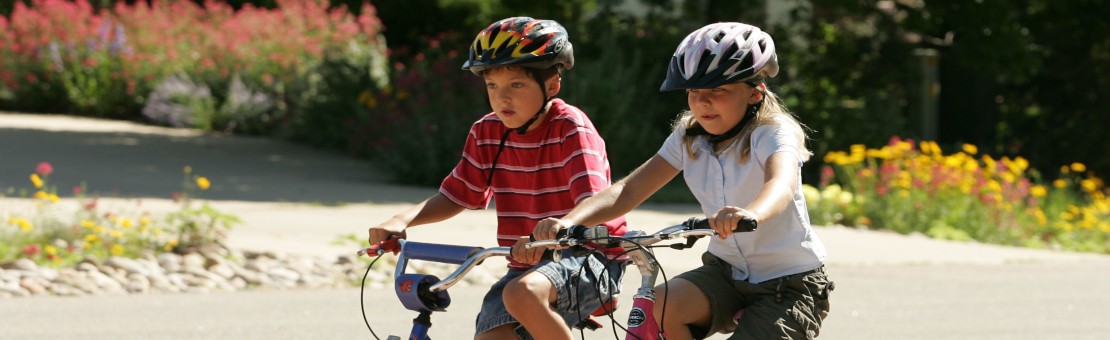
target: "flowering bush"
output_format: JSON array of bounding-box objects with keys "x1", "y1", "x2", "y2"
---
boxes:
[
  {"x1": 1, "y1": 163, "x2": 239, "y2": 267},
  {"x1": 808, "y1": 137, "x2": 1110, "y2": 253},
  {"x1": 0, "y1": 0, "x2": 386, "y2": 133}
]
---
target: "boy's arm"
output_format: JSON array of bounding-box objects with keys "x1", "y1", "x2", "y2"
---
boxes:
[{"x1": 367, "y1": 193, "x2": 465, "y2": 245}]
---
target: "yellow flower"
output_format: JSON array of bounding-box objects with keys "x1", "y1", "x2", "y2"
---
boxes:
[
  {"x1": 196, "y1": 177, "x2": 211, "y2": 191},
  {"x1": 86, "y1": 234, "x2": 100, "y2": 243},
  {"x1": 30, "y1": 174, "x2": 44, "y2": 188},
  {"x1": 1000, "y1": 172, "x2": 1016, "y2": 184},
  {"x1": 1032, "y1": 209, "x2": 1047, "y2": 226},
  {"x1": 110, "y1": 230, "x2": 123, "y2": 239},
  {"x1": 1060, "y1": 165, "x2": 1070, "y2": 174},
  {"x1": 1013, "y1": 157, "x2": 1029, "y2": 172},
  {"x1": 139, "y1": 217, "x2": 151, "y2": 226},
  {"x1": 11, "y1": 217, "x2": 33, "y2": 232},
  {"x1": 164, "y1": 239, "x2": 179, "y2": 252},
  {"x1": 962, "y1": 144, "x2": 978, "y2": 155},
  {"x1": 1030, "y1": 185, "x2": 1047, "y2": 198},
  {"x1": 80, "y1": 220, "x2": 96, "y2": 228},
  {"x1": 110, "y1": 244, "x2": 124, "y2": 256},
  {"x1": 32, "y1": 190, "x2": 49, "y2": 200},
  {"x1": 120, "y1": 218, "x2": 134, "y2": 228},
  {"x1": 986, "y1": 180, "x2": 1002, "y2": 193},
  {"x1": 1080, "y1": 179, "x2": 1098, "y2": 193},
  {"x1": 45, "y1": 245, "x2": 58, "y2": 256},
  {"x1": 1070, "y1": 162, "x2": 1086, "y2": 173},
  {"x1": 93, "y1": 226, "x2": 106, "y2": 234},
  {"x1": 1053, "y1": 179, "x2": 1068, "y2": 188}
]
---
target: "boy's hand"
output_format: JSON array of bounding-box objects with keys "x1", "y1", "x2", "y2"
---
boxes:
[
  {"x1": 533, "y1": 217, "x2": 570, "y2": 241},
  {"x1": 368, "y1": 220, "x2": 407, "y2": 245},
  {"x1": 511, "y1": 236, "x2": 544, "y2": 265},
  {"x1": 710, "y1": 206, "x2": 756, "y2": 239}
]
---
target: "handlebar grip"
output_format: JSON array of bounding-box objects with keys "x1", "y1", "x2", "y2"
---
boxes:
[
  {"x1": 688, "y1": 217, "x2": 758, "y2": 232},
  {"x1": 363, "y1": 237, "x2": 402, "y2": 256}
]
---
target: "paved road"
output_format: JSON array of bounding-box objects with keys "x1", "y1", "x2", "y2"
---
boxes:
[
  {"x1": 3, "y1": 263, "x2": 1108, "y2": 340},
  {"x1": 3, "y1": 112, "x2": 1110, "y2": 339}
]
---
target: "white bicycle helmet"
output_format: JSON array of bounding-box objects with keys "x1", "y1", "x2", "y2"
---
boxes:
[{"x1": 660, "y1": 22, "x2": 780, "y2": 91}]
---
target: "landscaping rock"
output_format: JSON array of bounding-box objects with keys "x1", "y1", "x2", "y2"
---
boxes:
[{"x1": 0, "y1": 249, "x2": 499, "y2": 298}]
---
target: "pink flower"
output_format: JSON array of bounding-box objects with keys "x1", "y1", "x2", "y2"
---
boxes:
[
  {"x1": 23, "y1": 244, "x2": 41, "y2": 257},
  {"x1": 36, "y1": 162, "x2": 53, "y2": 176}
]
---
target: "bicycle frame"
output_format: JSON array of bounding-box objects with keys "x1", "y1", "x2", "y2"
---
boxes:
[
  {"x1": 528, "y1": 217, "x2": 755, "y2": 340},
  {"x1": 359, "y1": 238, "x2": 510, "y2": 340}
]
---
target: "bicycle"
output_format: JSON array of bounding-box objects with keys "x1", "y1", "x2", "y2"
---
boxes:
[
  {"x1": 356, "y1": 236, "x2": 614, "y2": 340},
  {"x1": 527, "y1": 217, "x2": 757, "y2": 340}
]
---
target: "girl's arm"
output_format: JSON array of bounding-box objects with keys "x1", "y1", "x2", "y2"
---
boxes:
[
  {"x1": 710, "y1": 151, "x2": 799, "y2": 237},
  {"x1": 748, "y1": 151, "x2": 801, "y2": 220},
  {"x1": 534, "y1": 155, "x2": 680, "y2": 239}
]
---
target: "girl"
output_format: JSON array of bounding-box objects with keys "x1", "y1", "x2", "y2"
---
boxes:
[{"x1": 534, "y1": 22, "x2": 833, "y2": 339}]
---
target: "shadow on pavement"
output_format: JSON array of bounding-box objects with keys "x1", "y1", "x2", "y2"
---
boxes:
[{"x1": 0, "y1": 125, "x2": 437, "y2": 204}]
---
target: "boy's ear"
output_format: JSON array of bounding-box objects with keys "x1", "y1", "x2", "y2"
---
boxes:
[{"x1": 545, "y1": 74, "x2": 561, "y2": 97}]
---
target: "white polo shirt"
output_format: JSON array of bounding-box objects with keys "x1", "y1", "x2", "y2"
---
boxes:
[{"x1": 658, "y1": 116, "x2": 827, "y2": 284}]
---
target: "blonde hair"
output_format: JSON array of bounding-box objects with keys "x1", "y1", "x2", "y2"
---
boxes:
[{"x1": 672, "y1": 87, "x2": 812, "y2": 164}]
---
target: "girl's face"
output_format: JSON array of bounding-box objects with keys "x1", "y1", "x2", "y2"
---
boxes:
[
  {"x1": 484, "y1": 67, "x2": 560, "y2": 131},
  {"x1": 687, "y1": 82, "x2": 764, "y2": 135}
]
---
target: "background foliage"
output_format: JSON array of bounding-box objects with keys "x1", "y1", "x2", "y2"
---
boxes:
[{"x1": 1, "y1": 0, "x2": 1107, "y2": 222}]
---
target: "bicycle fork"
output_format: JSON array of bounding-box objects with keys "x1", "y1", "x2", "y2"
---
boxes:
[
  {"x1": 623, "y1": 230, "x2": 666, "y2": 340},
  {"x1": 626, "y1": 287, "x2": 665, "y2": 340}
]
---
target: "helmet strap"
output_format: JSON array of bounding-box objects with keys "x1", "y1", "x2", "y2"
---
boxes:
[
  {"x1": 685, "y1": 99, "x2": 762, "y2": 147},
  {"x1": 516, "y1": 69, "x2": 551, "y2": 135}
]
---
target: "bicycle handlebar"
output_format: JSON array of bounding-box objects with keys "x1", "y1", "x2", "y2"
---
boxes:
[
  {"x1": 526, "y1": 217, "x2": 756, "y2": 249},
  {"x1": 357, "y1": 238, "x2": 510, "y2": 293}
]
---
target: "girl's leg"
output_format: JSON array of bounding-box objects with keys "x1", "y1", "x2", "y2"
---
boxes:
[
  {"x1": 653, "y1": 278, "x2": 713, "y2": 340},
  {"x1": 503, "y1": 271, "x2": 569, "y2": 340}
]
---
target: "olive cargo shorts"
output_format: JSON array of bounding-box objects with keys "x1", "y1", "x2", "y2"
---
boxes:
[{"x1": 674, "y1": 252, "x2": 834, "y2": 339}]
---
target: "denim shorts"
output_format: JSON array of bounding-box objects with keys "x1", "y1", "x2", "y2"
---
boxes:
[{"x1": 474, "y1": 249, "x2": 625, "y2": 339}]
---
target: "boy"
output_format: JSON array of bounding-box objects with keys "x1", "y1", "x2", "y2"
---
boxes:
[{"x1": 368, "y1": 17, "x2": 628, "y2": 340}]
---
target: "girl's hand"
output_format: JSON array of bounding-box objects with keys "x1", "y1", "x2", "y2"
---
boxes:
[{"x1": 710, "y1": 206, "x2": 757, "y2": 239}]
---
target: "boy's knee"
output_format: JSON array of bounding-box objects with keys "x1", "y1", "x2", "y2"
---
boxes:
[{"x1": 503, "y1": 272, "x2": 554, "y2": 308}]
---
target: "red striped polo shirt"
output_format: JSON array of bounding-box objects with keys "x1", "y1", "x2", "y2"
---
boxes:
[{"x1": 439, "y1": 98, "x2": 628, "y2": 269}]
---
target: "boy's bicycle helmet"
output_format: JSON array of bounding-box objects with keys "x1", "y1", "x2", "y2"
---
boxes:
[
  {"x1": 660, "y1": 22, "x2": 779, "y2": 91},
  {"x1": 462, "y1": 17, "x2": 575, "y2": 75}
]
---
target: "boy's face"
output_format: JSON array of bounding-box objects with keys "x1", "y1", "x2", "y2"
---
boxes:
[
  {"x1": 483, "y1": 67, "x2": 559, "y2": 131},
  {"x1": 686, "y1": 82, "x2": 763, "y2": 135}
]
